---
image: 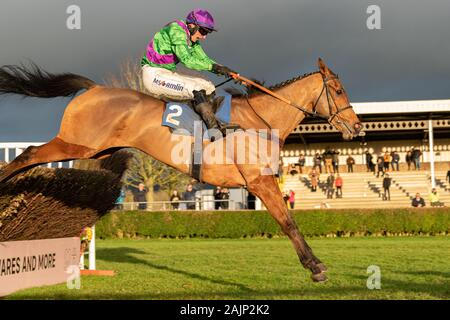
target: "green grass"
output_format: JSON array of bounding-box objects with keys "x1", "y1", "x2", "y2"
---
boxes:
[{"x1": 8, "y1": 237, "x2": 450, "y2": 300}]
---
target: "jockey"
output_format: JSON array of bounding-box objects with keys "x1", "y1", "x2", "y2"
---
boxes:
[{"x1": 141, "y1": 8, "x2": 238, "y2": 133}]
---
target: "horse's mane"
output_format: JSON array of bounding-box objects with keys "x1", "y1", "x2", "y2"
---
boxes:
[{"x1": 224, "y1": 71, "x2": 320, "y2": 98}]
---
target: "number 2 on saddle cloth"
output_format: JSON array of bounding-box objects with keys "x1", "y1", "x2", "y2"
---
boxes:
[{"x1": 161, "y1": 91, "x2": 232, "y2": 139}]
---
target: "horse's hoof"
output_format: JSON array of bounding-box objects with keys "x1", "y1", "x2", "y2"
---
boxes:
[
  {"x1": 317, "y1": 263, "x2": 328, "y2": 272},
  {"x1": 311, "y1": 272, "x2": 328, "y2": 282}
]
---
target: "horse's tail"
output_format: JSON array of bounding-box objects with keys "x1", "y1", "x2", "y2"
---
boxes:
[{"x1": 0, "y1": 62, "x2": 96, "y2": 98}]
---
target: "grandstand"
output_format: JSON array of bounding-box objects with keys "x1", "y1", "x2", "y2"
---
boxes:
[
  {"x1": 278, "y1": 99, "x2": 450, "y2": 209},
  {"x1": 281, "y1": 170, "x2": 450, "y2": 209}
]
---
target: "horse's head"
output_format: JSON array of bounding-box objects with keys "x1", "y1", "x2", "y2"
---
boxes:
[{"x1": 314, "y1": 58, "x2": 363, "y2": 140}]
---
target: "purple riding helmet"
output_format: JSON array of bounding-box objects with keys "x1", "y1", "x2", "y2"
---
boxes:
[{"x1": 186, "y1": 8, "x2": 217, "y2": 31}]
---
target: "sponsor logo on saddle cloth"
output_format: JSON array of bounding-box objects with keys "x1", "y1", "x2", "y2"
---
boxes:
[
  {"x1": 162, "y1": 91, "x2": 232, "y2": 137},
  {"x1": 152, "y1": 76, "x2": 185, "y2": 92}
]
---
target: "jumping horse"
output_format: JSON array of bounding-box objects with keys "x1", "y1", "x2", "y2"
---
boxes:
[{"x1": 0, "y1": 58, "x2": 362, "y2": 282}]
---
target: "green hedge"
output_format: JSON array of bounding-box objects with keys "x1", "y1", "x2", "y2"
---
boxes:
[{"x1": 95, "y1": 209, "x2": 450, "y2": 239}]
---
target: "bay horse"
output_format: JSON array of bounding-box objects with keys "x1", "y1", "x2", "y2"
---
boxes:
[{"x1": 0, "y1": 58, "x2": 362, "y2": 282}]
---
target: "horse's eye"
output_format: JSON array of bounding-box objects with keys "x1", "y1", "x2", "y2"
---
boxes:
[{"x1": 336, "y1": 89, "x2": 343, "y2": 95}]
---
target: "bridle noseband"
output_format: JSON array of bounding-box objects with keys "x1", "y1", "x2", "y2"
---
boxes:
[{"x1": 309, "y1": 74, "x2": 353, "y2": 124}]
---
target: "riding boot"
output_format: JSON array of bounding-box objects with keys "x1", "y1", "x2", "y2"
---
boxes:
[
  {"x1": 206, "y1": 91, "x2": 243, "y2": 132},
  {"x1": 207, "y1": 91, "x2": 225, "y2": 113},
  {"x1": 193, "y1": 90, "x2": 222, "y2": 141},
  {"x1": 193, "y1": 90, "x2": 242, "y2": 140}
]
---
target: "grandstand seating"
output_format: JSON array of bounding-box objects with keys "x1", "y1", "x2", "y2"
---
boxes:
[{"x1": 280, "y1": 170, "x2": 450, "y2": 209}]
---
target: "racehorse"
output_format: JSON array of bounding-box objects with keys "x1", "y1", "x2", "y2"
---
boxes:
[{"x1": 0, "y1": 58, "x2": 362, "y2": 281}]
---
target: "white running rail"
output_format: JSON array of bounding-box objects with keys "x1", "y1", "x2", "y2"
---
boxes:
[{"x1": 0, "y1": 142, "x2": 73, "y2": 168}]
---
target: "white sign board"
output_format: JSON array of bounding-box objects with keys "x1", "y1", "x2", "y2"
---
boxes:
[{"x1": 0, "y1": 237, "x2": 80, "y2": 297}]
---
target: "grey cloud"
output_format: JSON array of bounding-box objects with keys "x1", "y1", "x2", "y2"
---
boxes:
[{"x1": 0, "y1": 0, "x2": 449, "y2": 141}]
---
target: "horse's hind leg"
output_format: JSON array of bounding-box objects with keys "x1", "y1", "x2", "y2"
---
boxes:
[
  {"x1": 247, "y1": 175, "x2": 327, "y2": 282},
  {"x1": 0, "y1": 137, "x2": 96, "y2": 183}
]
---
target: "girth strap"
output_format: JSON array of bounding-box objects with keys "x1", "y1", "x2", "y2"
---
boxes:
[{"x1": 191, "y1": 121, "x2": 203, "y2": 182}]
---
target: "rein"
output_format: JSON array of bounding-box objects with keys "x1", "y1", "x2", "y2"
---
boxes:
[{"x1": 232, "y1": 72, "x2": 354, "y2": 127}]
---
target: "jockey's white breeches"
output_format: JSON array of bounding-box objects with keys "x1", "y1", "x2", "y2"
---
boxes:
[{"x1": 142, "y1": 65, "x2": 215, "y2": 101}]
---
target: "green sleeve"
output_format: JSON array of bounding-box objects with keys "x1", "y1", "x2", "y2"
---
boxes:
[
  {"x1": 172, "y1": 43, "x2": 214, "y2": 71},
  {"x1": 191, "y1": 43, "x2": 216, "y2": 66},
  {"x1": 167, "y1": 23, "x2": 215, "y2": 71}
]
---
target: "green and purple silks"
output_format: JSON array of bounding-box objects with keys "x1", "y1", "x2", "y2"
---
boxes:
[{"x1": 141, "y1": 20, "x2": 216, "y2": 72}]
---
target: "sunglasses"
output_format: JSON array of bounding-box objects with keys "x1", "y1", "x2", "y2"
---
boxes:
[{"x1": 198, "y1": 27, "x2": 212, "y2": 36}]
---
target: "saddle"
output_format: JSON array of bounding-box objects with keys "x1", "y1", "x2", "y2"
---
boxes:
[{"x1": 161, "y1": 91, "x2": 241, "y2": 140}]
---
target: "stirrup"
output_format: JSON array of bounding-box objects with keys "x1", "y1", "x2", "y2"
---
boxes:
[{"x1": 217, "y1": 120, "x2": 243, "y2": 132}]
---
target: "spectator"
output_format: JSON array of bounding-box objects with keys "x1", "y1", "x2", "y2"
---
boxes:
[
  {"x1": 170, "y1": 190, "x2": 181, "y2": 210},
  {"x1": 247, "y1": 192, "x2": 256, "y2": 210},
  {"x1": 298, "y1": 154, "x2": 306, "y2": 174},
  {"x1": 115, "y1": 187, "x2": 126, "y2": 210},
  {"x1": 335, "y1": 174, "x2": 343, "y2": 198},
  {"x1": 429, "y1": 188, "x2": 444, "y2": 207},
  {"x1": 133, "y1": 183, "x2": 148, "y2": 210},
  {"x1": 383, "y1": 152, "x2": 391, "y2": 172},
  {"x1": 282, "y1": 191, "x2": 289, "y2": 206},
  {"x1": 346, "y1": 155, "x2": 355, "y2": 173},
  {"x1": 313, "y1": 153, "x2": 322, "y2": 173},
  {"x1": 214, "y1": 186, "x2": 222, "y2": 209},
  {"x1": 332, "y1": 150, "x2": 340, "y2": 173},
  {"x1": 412, "y1": 148, "x2": 422, "y2": 170},
  {"x1": 370, "y1": 156, "x2": 376, "y2": 173},
  {"x1": 326, "y1": 173, "x2": 335, "y2": 199},
  {"x1": 183, "y1": 183, "x2": 198, "y2": 210},
  {"x1": 411, "y1": 193, "x2": 426, "y2": 207},
  {"x1": 289, "y1": 163, "x2": 299, "y2": 176},
  {"x1": 309, "y1": 168, "x2": 320, "y2": 192},
  {"x1": 79, "y1": 227, "x2": 93, "y2": 258},
  {"x1": 406, "y1": 150, "x2": 413, "y2": 170},
  {"x1": 391, "y1": 151, "x2": 400, "y2": 171},
  {"x1": 277, "y1": 158, "x2": 284, "y2": 178},
  {"x1": 220, "y1": 187, "x2": 230, "y2": 209},
  {"x1": 288, "y1": 189, "x2": 295, "y2": 209},
  {"x1": 376, "y1": 156, "x2": 385, "y2": 178},
  {"x1": 365, "y1": 151, "x2": 373, "y2": 172},
  {"x1": 447, "y1": 169, "x2": 450, "y2": 184},
  {"x1": 324, "y1": 151, "x2": 333, "y2": 174},
  {"x1": 382, "y1": 174, "x2": 391, "y2": 201}
]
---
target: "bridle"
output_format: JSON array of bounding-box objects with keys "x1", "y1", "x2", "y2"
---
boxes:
[
  {"x1": 310, "y1": 74, "x2": 355, "y2": 130},
  {"x1": 244, "y1": 72, "x2": 354, "y2": 130},
  {"x1": 291, "y1": 74, "x2": 353, "y2": 125}
]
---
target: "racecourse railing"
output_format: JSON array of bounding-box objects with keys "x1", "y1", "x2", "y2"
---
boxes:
[
  {"x1": 0, "y1": 142, "x2": 73, "y2": 168},
  {"x1": 112, "y1": 199, "x2": 260, "y2": 211}
]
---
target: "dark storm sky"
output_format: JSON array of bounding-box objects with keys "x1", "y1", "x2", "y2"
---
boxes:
[{"x1": 1, "y1": 0, "x2": 449, "y2": 141}]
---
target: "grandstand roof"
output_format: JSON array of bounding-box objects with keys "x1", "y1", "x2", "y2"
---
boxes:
[{"x1": 352, "y1": 99, "x2": 450, "y2": 115}]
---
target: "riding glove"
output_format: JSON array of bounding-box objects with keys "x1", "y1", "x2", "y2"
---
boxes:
[{"x1": 211, "y1": 64, "x2": 236, "y2": 78}]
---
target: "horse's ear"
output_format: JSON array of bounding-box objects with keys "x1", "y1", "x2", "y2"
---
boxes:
[
  {"x1": 317, "y1": 58, "x2": 334, "y2": 76},
  {"x1": 318, "y1": 58, "x2": 329, "y2": 75}
]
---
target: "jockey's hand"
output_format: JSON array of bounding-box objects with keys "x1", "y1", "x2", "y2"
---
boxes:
[{"x1": 212, "y1": 64, "x2": 238, "y2": 78}]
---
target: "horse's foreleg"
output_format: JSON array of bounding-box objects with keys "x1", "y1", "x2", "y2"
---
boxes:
[
  {"x1": 248, "y1": 175, "x2": 327, "y2": 282},
  {"x1": 0, "y1": 137, "x2": 96, "y2": 183}
]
